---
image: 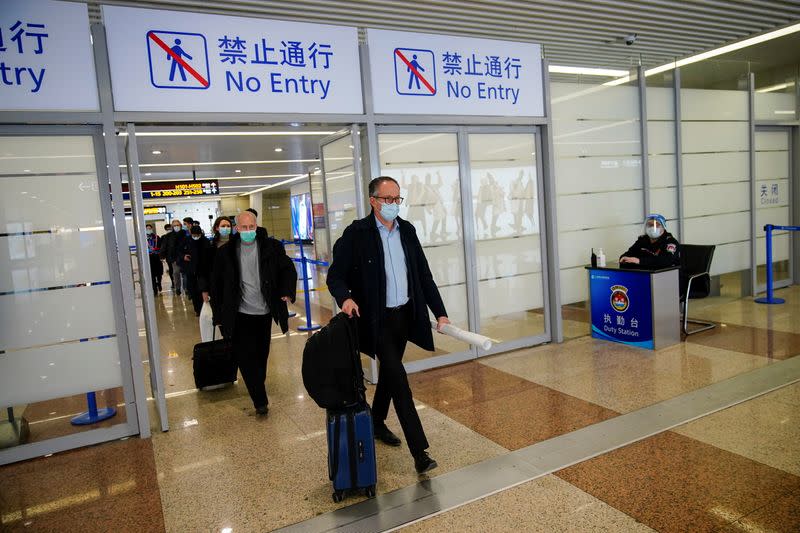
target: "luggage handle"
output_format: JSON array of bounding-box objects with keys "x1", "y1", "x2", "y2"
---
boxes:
[{"x1": 330, "y1": 413, "x2": 341, "y2": 481}]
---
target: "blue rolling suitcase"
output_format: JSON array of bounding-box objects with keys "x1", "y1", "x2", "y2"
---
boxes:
[{"x1": 327, "y1": 403, "x2": 377, "y2": 502}]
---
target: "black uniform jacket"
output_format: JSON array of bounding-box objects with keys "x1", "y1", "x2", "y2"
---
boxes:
[
  {"x1": 326, "y1": 213, "x2": 448, "y2": 358},
  {"x1": 210, "y1": 232, "x2": 298, "y2": 338},
  {"x1": 620, "y1": 232, "x2": 680, "y2": 269}
]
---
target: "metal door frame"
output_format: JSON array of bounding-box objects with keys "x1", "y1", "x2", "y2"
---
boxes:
[
  {"x1": 0, "y1": 124, "x2": 142, "y2": 465},
  {"x1": 373, "y1": 125, "x2": 551, "y2": 374},
  {"x1": 754, "y1": 125, "x2": 795, "y2": 291},
  {"x1": 123, "y1": 123, "x2": 169, "y2": 432}
]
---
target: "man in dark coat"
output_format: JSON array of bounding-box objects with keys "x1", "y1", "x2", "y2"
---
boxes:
[
  {"x1": 210, "y1": 211, "x2": 298, "y2": 415},
  {"x1": 326, "y1": 176, "x2": 449, "y2": 475},
  {"x1": 620, "y1": 213, "x2": 680, "y2": 269}
]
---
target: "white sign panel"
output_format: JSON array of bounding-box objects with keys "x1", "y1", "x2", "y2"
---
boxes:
[
  {"x1": 367, "y1": 29, "x2": 543, "y2": 117},
  {"x1": 102, "y1": 6, "x2": 363, "y2": 114},
  {"x1": 0, "y1": 0, "x2": 99, "y2": 111}
]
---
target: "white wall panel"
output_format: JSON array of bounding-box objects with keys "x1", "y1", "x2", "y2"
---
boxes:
[
  {"x1": 710, "y1": 241, "x2": 751, "y2": 275},
  {"x1": 754, "y1": 92, "x2": 796, "y2": 121},
  {"x1": 755, "y1": 131, "x2": 790, "y2": 151},
  {"x1": 555, "y1": 156, "x2": 642, "y2": 195},
  {"x1": 681, "y1": 122, "x2": 749, "y2": 153},
  {"x1": 558, "y1": 224, "x2": 642, "y2": 269},
  {"x1": 550, "y1": 83, "x2": 639, "y2": 119},
  {"x1": 0, "y1": 285, "x2": 118, "y2": 351},
  {"x1": 756, "y1": 205, "x2": 791, "y2": 228},
  {"x1": 558, "y1": 190, "x2": 643, "y2": 231},
  {"x1": 684, "y1": 212, "x2": 750, "y2": 245},
  {"x1": 684, "y1": 182, "x2": 750, "y2": 217},
  {"x1": 0, "y1": 337, "x2": 122, "y2": 407},
  {"x1": 0, "y1": 137, "x2": 97, "y2": 175},
  {"x1": 649, "y1": 154, "x2": 677, "y2": 188},
  {"x1": 681, "y1": 89, "x2": 748, "y2": 120},
  {"x1": 647, "y1": 121, "x2": 676, "y2": 153},
  {"x1": 553, "y1": 119, "x2": 641, "y2": 157},
  {"x1": 682, "y1": 152, "x2": 749, "y2": 185},
  {"x1": 650, "y1": 187, "x2": 678, "y2": 221},
  {"x1": 646, "y1": 87, "x2": 675, "y2": 121},
  {"x1": 756, "y1": 233, "x2": 790, "y2": 263},
  {"x1": 1, "y1": 175, "x2": 105, "y2": 230},
  {"x1": 559, "y1": 266, "x2": 588, "y2": 305},
  {"x1": 0, "y1": 231, "x2": 110, "y2": 293},
  {"x1": 755, "y1": 152, "x2": 790, "y2": 179},
  {"x1": 755, "y1": 179, "x2": 790, "y2": 209}
]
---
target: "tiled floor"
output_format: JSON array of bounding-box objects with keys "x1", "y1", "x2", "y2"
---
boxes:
[{"x1": 1, "y1": 284, "x2": 798, "y2": 532}]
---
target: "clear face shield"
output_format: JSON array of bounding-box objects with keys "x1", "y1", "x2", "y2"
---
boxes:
[{"x1": 644, "y1": 217, "x2": 665, "y2": 240}]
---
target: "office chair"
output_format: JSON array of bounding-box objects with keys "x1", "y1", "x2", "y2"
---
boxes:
[{"x1": 679, "y1": 244, "x2": 716, "y2": 335}]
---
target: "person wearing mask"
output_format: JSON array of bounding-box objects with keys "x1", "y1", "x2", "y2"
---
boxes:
[
  {"x1": 161, "y1": 219, "x2": 187, "y2": 295},
  {"x1": 145, "y1": 223, "x2": 163, "y2": 295},
  {"x1": 161, "y1": 224, "x2": 175, "y2": 287},
  {"x1": 210, "y1": 211, "x2": 297, "y2": 415},
  {"x1": 183, "y1": 225, "x2": 211, "y2": 316},
  {"x1": 326, "y1": 176, "x2": 450, "y2": 475},
  {"x1": 199, "y1": 216, "x2": 232, "y2": 305},
  {"x1": 620, "y1": 213, "x2": 680, "y2": 269}
]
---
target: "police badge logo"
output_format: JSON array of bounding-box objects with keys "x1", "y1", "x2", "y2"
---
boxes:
[
  {"x1": 610, "y1": 285, "x2": 629, "y2": 313},
  {"x1": 667, "y1": 243, "x2": 677, "y2": 253}
]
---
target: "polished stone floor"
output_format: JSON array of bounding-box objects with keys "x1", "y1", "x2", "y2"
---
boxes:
[{"x1": 1, "y1": 282, "x2": 798, "y2": 532}]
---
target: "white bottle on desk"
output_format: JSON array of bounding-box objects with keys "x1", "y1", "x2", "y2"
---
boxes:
[{"x1": 597, "y1": 248, "x2": 606, "y2": 267}]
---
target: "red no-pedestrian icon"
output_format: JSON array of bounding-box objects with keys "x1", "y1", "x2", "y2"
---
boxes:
[
  {"x1": 146, "y1": 30, "x2": 210, "y2": 90},
  {"x1": 394, "y1": 48, "x2": 436, "y2": 96}
]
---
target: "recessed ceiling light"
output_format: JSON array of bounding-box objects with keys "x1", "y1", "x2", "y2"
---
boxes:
[
  {"x1": 23, "y1": 169, "x2": 31, "y2": 172},
  {"x1": 145, "y1": 172, "x2": 152, "y2": 176},
  {"x1": 235, "y1": 169, "x2": 242, "y2": 173},
  {"x1": 151, "y1": 150, "x2": 162, "y2": 155},
  {"x1": 290, "y1": 122, "x2": 301, "y2": 127},
  {"x1": 274, "y1": 148, "x2": 283, "y2": 152}
]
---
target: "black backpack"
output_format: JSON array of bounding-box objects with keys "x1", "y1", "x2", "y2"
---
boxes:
[{"x1": 302, "y1": 313, "x2": 365, "y2": 409}]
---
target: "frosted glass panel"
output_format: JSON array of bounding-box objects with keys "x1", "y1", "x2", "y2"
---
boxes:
[
  {"x1": 0, "y1": 285, "x2": 118, "y2": 351},
  {"x1": 558, "y1": 190, "x2": 643, "y2": 231},
  {"x1": 0, "y1": 230, "x2": 110, "y2": 293},
  {"x1": 379, "y1": 132, "x2": 470, "y2": 358},
  {"x1": 0, "y1": 338, "x2": 121, "y2": 406},
  {"x1": 469, "y1": 133, "x2": 544, "y2": 342},
  {"x1": 755, "y1": 91, "x2": 795, "y2": 121},
  {"x1": 681, "y1": 122, "x2": 749, "y2": 153},
  {"x1": 683, "y1": 152, "x2": 749, "y2": 185},
  {"x1": 0, "y1": 134, "x2": 123, "y2": 410},
  {"x1": 755, "y1": 130, "x2": 792, "y2": 285},
  {"x1": 681, "y1": 89, "x2": 748, "y2": 120}
]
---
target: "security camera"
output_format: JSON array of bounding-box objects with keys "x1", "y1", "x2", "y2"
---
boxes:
[{"x1": 625, "y1": 33, "x2": 638, "y2": 46}]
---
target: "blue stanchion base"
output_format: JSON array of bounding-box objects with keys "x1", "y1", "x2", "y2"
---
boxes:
[
  {"x1": 71, "y1": 407, "x2": 117, "y2": 426},
  {"x1": 297, "y1": 325, "x2": 322, "y2": 331},
  {"x1": 755, "y1": 297, "x2": 785, "y2": 305}
]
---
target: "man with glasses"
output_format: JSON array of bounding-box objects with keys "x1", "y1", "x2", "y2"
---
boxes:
[{"x1": 327, "y1": 176, "x2": 450, "y2": 475}]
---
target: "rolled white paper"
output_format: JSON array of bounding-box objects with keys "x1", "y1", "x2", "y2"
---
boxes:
[{"x1": 430, "y1": 320, "x2": 493, "y2": 350}]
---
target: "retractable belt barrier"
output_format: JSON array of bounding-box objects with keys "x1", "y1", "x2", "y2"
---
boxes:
[
  {"x1": 282, "y1": 239, "x2": 330, "y2": 331},
  {"x1": 755, "y1": 224, "x2": 800, "y2": 305}
]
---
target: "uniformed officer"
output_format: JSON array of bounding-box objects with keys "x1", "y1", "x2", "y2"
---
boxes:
[{"x1": 619, "y1": 214, "x2": 680, "y2": 269}]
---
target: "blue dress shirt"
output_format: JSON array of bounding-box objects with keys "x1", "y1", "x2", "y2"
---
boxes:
[{"x1": 376, "y1": 216, "x2": 409, "y2": 308}]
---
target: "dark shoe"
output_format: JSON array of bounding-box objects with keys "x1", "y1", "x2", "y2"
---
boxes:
[
  {"x1": 255, "y1": 405, "x2": 269, "y2": 416},
  {"x1": 175, "y1": 290, "x2": 181, "y2": 296},
  {"x1": 414, "y1": 451, "x2": 438, "y2": 474},
  {"x1": 374, "y1": 423, "x2": 401, "y2": 447}
]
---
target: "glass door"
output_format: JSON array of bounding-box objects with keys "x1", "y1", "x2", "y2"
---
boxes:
[
  {"x1": 374, "y1": 126, "x2": 551, "y2": 372},
  {"x1": 0, "y1": 126, "x2": 140, "y2": 465},
  {"x1": 755, "y1": 127, "x2": 794, "y2": 291},
  {"x1": 466, "y1": 129, "x2": 550, "y2": 353}
]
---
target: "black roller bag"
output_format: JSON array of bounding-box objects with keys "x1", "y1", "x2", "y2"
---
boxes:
[{"x1": 192, "y1": 330, "x2": 237, "y2": 390}]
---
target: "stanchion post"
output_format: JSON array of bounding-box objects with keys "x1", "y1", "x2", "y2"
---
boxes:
[
  {"x1": 297, "y1": 239, "x2": 321, "y2": 331},
  {"x1": 755, "y1": 224, "x2": 785, "y2": 304},
  {"x1": 71, "y1": 391, "x2": 117, "y2": 425}
]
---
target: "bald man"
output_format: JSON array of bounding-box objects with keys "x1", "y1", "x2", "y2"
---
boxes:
[{"x1": 210, "y1": 211, "x2": 298, "y2": 415}]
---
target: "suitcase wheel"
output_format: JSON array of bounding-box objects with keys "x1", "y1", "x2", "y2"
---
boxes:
[
  {"x1": 332, "y1": 490, "x2": 344, "y2": 503},
  {"x1": 365, "y1": 485, "x2": 376, "y2": 498}
]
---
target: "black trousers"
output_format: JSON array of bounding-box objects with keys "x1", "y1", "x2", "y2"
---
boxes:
[
  {"x1": 233, "y1": 312, "x2": 272, "y2": 409},
  {"x1": 372, "y1": 304, "x2": 429, "y2": 455},
  {"x1": 186, "y1": 273, "x2": 203, "y2": 315},
  {"x1": 149, "y1": 255, "x2": 163, "y2": 292}
]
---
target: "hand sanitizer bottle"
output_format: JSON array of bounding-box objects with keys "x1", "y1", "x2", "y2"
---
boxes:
[{"x1": 597, "y1": 248, "x2": 606, "y2": 267}]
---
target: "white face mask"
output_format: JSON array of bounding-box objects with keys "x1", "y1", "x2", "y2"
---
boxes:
[{"x1": 645, "y1": 225, "x2": 664, "y2": 239}]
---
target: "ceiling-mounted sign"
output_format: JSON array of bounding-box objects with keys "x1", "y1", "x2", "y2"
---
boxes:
[
  {"x1": 122, "y1": 180, "x2": 219, "y2": 200},
  {"x1": 367, "y1": 29, "x2": 543, "y2": 117},
  {"x1": 102, "y1": 5, "x2": 363, "y2": 114},
  {"x1": 0, "y1": 0, "x2": 99, "y2": 111}
]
